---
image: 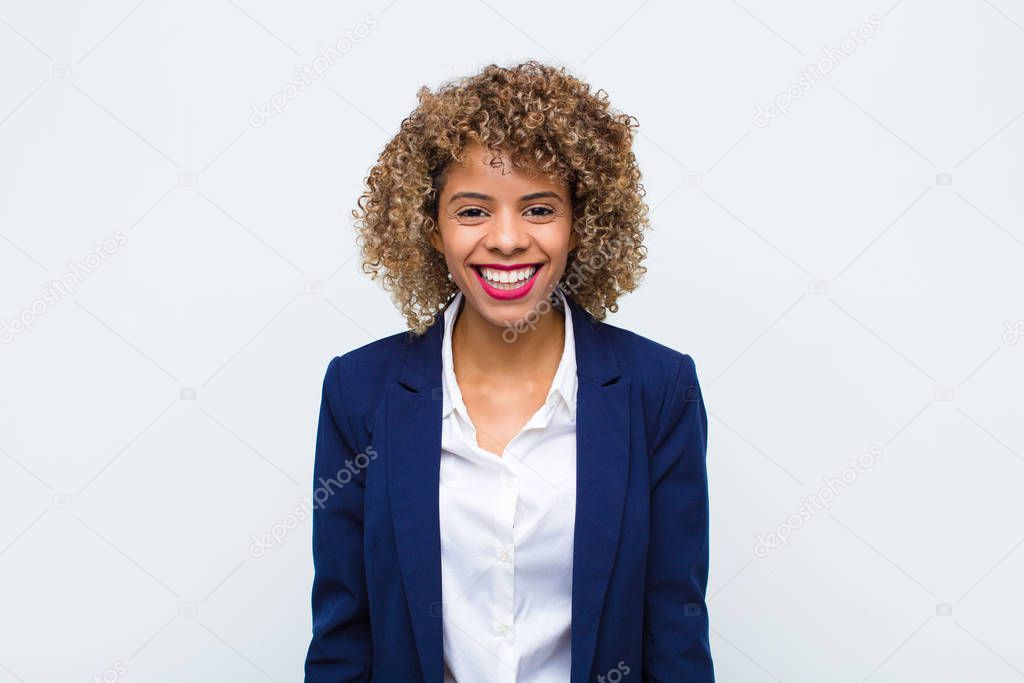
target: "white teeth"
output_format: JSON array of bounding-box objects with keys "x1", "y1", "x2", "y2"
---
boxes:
[{"x1": 478, "y1": 265, "x2": 537, "y2": 287}]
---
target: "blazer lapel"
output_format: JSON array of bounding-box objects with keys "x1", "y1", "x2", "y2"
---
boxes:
[
  {"x1": 566, "y1": 294, "x2": 630, "y2": 683},
  {"x1": 387, "y1": 309, "x2": 446, "y2": 683},
  {"x1": 386, "y1": 293, "x2": 629, "y2": 683}
]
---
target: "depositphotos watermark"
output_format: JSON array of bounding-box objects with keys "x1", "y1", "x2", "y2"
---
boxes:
[
  {"x1": 754, "y1": 444, "x2": 883, "y2": 558},
  {"x1": 1002, "y1": 319, "x2": 1024, "y2": 345},
  {"x1": 92, "y1": 660, "x2": 127, "y2": 683},
  {"x1": 596, "y1": 660, "x2": 631, "y2": 683},
  {"x1": 249, "y1": 445, "x2": 378, "y2": 557},
  {"x1": 500, "y1": 237, "x2": 629, "y2": 343},
  {"x1": 753, "y1": 14, "x2": 883, "y2": 128},
  {"x1": 1, "y1": 229, "x2": 128, "y2": 344},
  {"x1": 248, "y1": 15, "x2": 379, "y2": 128}
]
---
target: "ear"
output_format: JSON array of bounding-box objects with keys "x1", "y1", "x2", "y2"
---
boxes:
[
  {"x1": 568, "y1": 229, "x2": 579, "y2": 252},
  {"x1": 428, "y1": 229, "x2": 444, "y2": 254}
]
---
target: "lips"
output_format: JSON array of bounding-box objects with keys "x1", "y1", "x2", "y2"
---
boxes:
[
  {"x1": 471, "y1": 263, "x2": 543, "y2": 301},
  {"x1": 476, "y1": 264, "x2": 538, "y2": 283}
]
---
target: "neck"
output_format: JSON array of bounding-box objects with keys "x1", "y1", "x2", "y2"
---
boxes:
[{"x1": 451, "y1": 293, "x2": 566, "y2": 381}]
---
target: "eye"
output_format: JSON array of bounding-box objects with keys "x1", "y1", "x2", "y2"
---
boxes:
[
  {"x1": 456, "y1": 207, "x2": 488, "y2": 219},
  {"x1": 524, "y1": 206, "x2": 555, "y2": 217}
]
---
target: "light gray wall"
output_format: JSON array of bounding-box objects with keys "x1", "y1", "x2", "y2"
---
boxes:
[{"x1": 1, "y1": 1, "x2": 1022, "y2": 681}]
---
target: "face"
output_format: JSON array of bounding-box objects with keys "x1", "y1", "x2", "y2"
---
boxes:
[{"x1": 429, "y1": 143, "x2": 577, "y2": 328}]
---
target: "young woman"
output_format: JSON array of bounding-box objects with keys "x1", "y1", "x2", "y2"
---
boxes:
[{"x1": 304, "y1": 60, "x2": 713, "y2": 683}]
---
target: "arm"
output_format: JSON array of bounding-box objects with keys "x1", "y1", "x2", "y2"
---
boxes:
[
  {"x1": 642, "y1": 354, "x2": 714, "y2": 682},
  {"x1": 304, "y1": 356, "x2": 373, "y2": 682}
]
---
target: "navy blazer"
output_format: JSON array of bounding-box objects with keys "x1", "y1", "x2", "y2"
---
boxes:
[{"x1": 304, "y1": 293, "x2": 714, "y2": 683}]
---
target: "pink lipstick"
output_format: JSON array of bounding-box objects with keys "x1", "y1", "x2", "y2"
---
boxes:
[{"x1": 471, "y1": 262, "x2": 543, "y2": 301}]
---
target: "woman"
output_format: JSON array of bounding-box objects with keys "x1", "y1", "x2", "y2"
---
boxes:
[{"x1": 304, "y1": 60, "x2": 713, "y2": 683}]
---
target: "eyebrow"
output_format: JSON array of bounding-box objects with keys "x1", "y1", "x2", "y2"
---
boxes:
[{"x1": 447, "y1": 191, "x2": 563, "y2": 204}]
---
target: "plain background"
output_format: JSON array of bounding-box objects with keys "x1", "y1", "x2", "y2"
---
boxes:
[{"x1": 2, "y1": 1, "x2": 1023, "y2": 681}]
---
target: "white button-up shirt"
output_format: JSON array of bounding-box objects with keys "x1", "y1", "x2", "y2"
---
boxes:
[{"x1": 439, "y1": 287, "x2": 578, "y2": 683}]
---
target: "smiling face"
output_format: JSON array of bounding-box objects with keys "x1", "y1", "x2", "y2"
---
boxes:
[{"x1": 429, "y1": 143, "x2": 577, "y2": 328}]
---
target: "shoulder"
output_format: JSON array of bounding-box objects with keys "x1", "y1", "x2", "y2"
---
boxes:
[
  {"x1": 593, "y1": 318, "x2": 702, "y2": 434},
  {"x1": 597, "y1": 318, "x2": 699, "y2": 388},
  {"x1": 330, "y1": 329, "x2": 418, "y2": 383},
  {"x1": 320, "y1": 329, "x2": 419, "y2": 437}
]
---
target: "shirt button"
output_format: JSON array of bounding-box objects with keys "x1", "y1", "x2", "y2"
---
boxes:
[
  {"x1": 496, "y1": 623, "x2": 510, "y2": 636},
  {"x1": 503, "y1": 476, "x2": 517, "y2": 490},
  {"x1": 497, "y1": 546, "x2": 512, "y2": 562}
]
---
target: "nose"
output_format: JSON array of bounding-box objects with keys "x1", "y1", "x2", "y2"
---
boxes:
[{"x1": 482, "y1": 208, "x2": 530, "y2": 254}]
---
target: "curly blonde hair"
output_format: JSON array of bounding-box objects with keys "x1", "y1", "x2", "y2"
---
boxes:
[{"x1": 354, "y1": 60, "x2": 651, "y2": 336}]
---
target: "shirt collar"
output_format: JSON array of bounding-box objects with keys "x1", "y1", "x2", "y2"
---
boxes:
[{"x1": 441, "y1": 287, "x2": 577, "y2": 424}]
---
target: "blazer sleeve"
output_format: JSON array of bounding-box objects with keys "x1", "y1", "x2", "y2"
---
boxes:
[
  {"x1": 642, "y1": 353, "x2": 714, "y2": 682},
  {"x1": 304, "y1": 356, "x2": 373, "y2": 682}
]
